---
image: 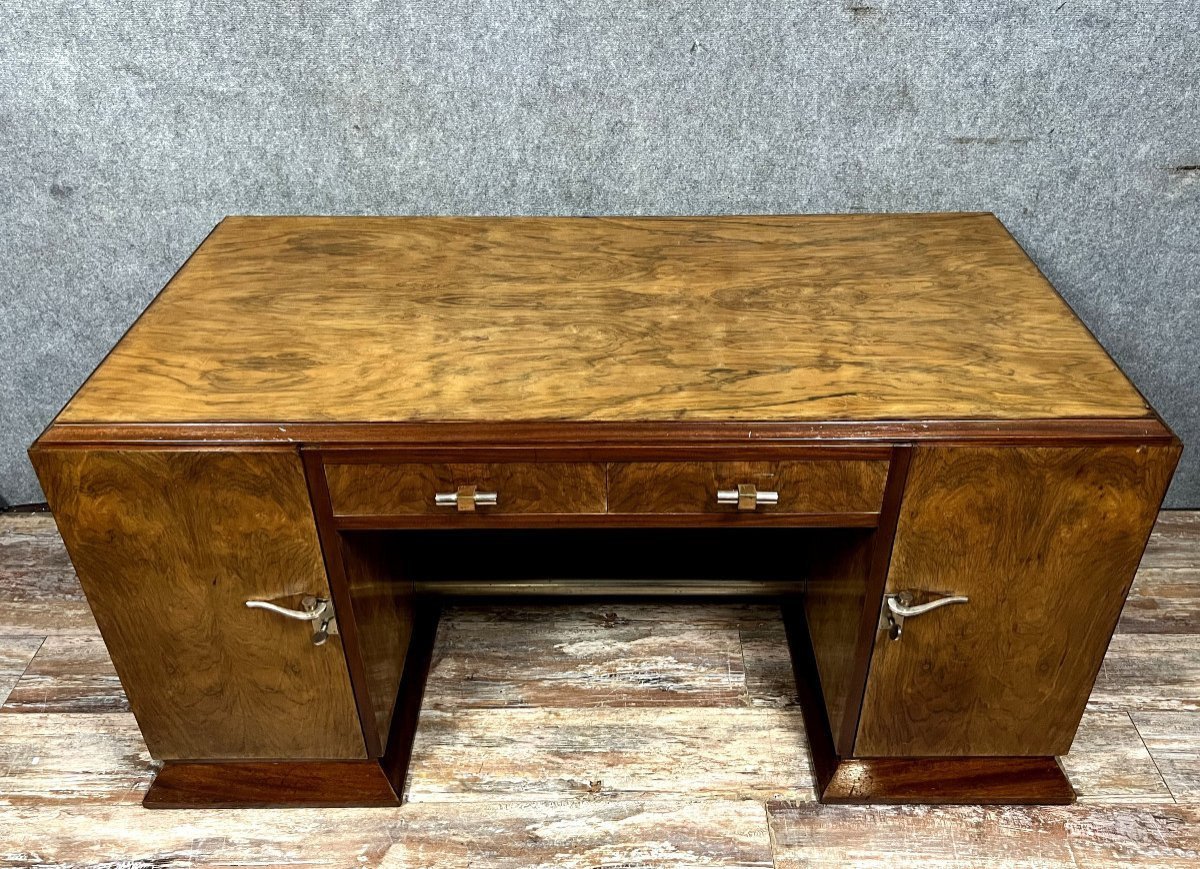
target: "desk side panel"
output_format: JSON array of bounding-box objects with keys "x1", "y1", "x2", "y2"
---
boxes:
[
  {"x1": 855, "y1": 442, "x2": 1180, "y2": 757},
  {"x1": 30, "y1": 445, "x2": 367, "y2": 760}
]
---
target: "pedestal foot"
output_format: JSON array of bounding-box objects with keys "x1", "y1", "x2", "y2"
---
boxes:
[
  {"x1": 782, "y1": 601, "x2": 1075, "y2": 805},
  {"x1": 143, "y1": 760, "x2": 401, "y2": 808}
]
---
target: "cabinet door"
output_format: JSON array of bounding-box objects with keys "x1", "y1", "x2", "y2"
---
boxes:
[
  {"x1": 33, "y1": 448, "x2": 366, "y2": 760},
  {"x1": 854, "y1": 444, "x2": 1178, "y2": 757}
]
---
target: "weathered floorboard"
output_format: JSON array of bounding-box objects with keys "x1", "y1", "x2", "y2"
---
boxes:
[
  {"x1": 0, "y1": 514, "x2": 96, "y2": 637},
  {"x1": 427, "y1": 604, "x2": 753, "y2": 709},
  {"x1": 0, "y1": 637, "x2": 43, "y2": 707},
  {"x1": 0, "y1": 799, "x2": 775, "y2": 868},
  {"x1": 767, "y1": 802, "x2": 1200, "y2": 867},
  {"x1": 0, "y1": 511, "x2": 1197, "y2": 865},
  {"x1": 1132, "y1": 711, "x2": 1200, "y2": 802},
  {"x1": 0, "y1": 712, "x2": 154, "y2": 805},
  {"x1": 406, "y1": 707, "x2": 814, "y2": 802},
  {"x1": 1059, "y1": 710, "x2": 1172, "y2": 803},
  {"x1": 1, "y1": 634, "x2": 127, "y2": 713},
  {"x1": 1088, "y1": 634, "x2": 1200, "y2": 712}
]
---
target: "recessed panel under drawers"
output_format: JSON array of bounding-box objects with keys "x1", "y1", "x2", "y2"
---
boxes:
[
  {"x1": 607, "y1": 460, "x2": 890, "y2": 516},
  {"x1": 325, "y1": 462, "x2": 607, "y2": 516}
]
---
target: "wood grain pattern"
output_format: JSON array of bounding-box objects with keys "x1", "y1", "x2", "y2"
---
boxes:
[
  {"x1": 1, "y1": 635, "x2": 126, "y2": 713},
  {"x1": 0, "y1": 514, "x2": 96, "y2": 636},
  {"x1": 783, "y1": 600, "x2": 1070, "y2": 805},
  {"x1": 801, "y1": 531, "x2": 874, "y2": 744},
  {"x1": 607, "y1": 459, "x2": 889, "y2": 515},
  {"x1": 29, "y1": 448, "x2": 366, "y2": 760},
  {"x1": 1059, "y1": 711, "x2": 1172, "y2": 803},
  {"x1": 1, "y1": 800, "x2": 776, "y2": 867},
  {"x1": 55, "y1": 214, "x2": 1150, "y2": 426},
  {"x1": 0, "y1": 637, "x2": 42, "y2": 707},
  {"x1": 406, "y1": 707, "x2": 813, "y2": 802},
  {"x1": 819, "y1": 756, "x2": 1074, "y2": 805},
  {"x1": 768, "y1": 802, "x2": 1200, "y2": 867},
  {"x1": 836, "y1": 446, "x2": 912, "y2": 755},
  {"x1": 381, "y1": 601, "x2": 440, "y2": 802},
  {"x1": 338, "y1": 534, "x2": 417, "y2": 753},
  {"x1": 0, "y1": 712, "x2": 154, "y2": 805},
  {"x1": 143, "y1": 760, "x2": 400, "y2": 808},
  {"x1": 326, "y1": 461, "x2": 606, "y2": 516},
  {"x1": 1132, "y1": 711, "x2": 1200, "y2": 802},
  {"x1": 38, "y1": 416, "x2": 1179, "y2": 449},
  {"x1": 425, "y1": 603, "x2": 752, "y2": 709},
  {"x1": 1088, "y1": 634, "x2": 1200, "y2": 711},
  {"x1": 1120, "y1": 512, "x2": 1200, "y2": 634},
  {"x1": 856, "y1": 444, "x2": 1180, "y2": 757}
]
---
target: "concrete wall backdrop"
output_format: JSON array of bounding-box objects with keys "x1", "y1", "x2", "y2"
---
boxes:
[{"x1": 2, "y1": 2, "x2": 1197, "y2": 507}]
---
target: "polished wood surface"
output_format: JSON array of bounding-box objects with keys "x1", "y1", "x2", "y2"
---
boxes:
[
  {"x1": 38, "y1": 416, "x2": 1178, "y2": 448},
  {"x1": 607, "y1": 459, "x2": 889, "y2": 515},
  {"x1": 786, "y1": 597, "x2": 1074, "y2": 805},
  {"x1": 800, "y1": 532, "x2": 874, "y2": 747},
  {"x1": 803, "y1": 447, "x2": 911, "y2": 754},
  {"x1": 26, "y1": 215, "x2": 1182, "y2": 811},
  {"x1": 326, "y1": 462, "x2": 606, "y2": 517},
  {"x1": 381, "y1": 600, "x2": 441, "y2": 802},
  {"x1": 29, "y1": 448, "x2": 366, "y2": 760},
  {"x1": 819, "y1": 757, "x2": 1075, "y2": 805},
  {"x1": 855, "y1": 444, "x2": 1181, "y2": 757},
  {"x1": 144, "y1": 761, "x2": 400, "y2": 808},
  {"x1": 55, "y1": 214, "x2": 1150, "y2": 427},
  {"x1": 338, "y1": 534, "x2": 416, "y2": 754},
  {"x1": 837, "y1": 447, "x2": 913, "y2": 755}
]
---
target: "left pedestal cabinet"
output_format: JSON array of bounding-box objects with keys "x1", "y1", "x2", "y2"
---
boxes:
[{"x1": 32, "y1": 447, "x2": 367, "y2": 760}]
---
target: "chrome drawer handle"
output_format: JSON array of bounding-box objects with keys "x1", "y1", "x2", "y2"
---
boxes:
[
  {"x1": 883, "y1": 591, "x2": 969, "y2": 641},
  {"x1": 434, "y1": 484, "x2": 499, "y2": 512},
  {"x1": 716, "y1": 483, "x2": 779, "y2": 511},
  {"x1": 245, "y1": 595, "x2": 336, "y2": 645}
]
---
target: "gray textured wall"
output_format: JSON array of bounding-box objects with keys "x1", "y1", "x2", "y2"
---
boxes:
[{"x1": 2, "y1": 2, "x2": 1197, "y2": 507}]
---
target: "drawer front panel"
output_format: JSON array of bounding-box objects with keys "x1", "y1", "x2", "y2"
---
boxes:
[
  {"x1": 326, "y1": 462, "x2": 607, "y2": 516},
  {"x1": 608, "y1": 460, "x2": 890, "y2": 515}
]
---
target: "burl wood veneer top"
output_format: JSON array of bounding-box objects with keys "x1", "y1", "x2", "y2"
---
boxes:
[{"x1": 57, "y1": 214, "x2": 1150, "y2": 426}]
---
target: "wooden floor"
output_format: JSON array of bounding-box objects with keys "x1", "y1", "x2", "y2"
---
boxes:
[{"x1": 1, "y1": 512, "x2": 1198, "y2": 867}]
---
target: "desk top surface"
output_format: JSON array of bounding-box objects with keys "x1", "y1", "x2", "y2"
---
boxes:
[{"x1": 56, "y1": 214, "x2": 1151, "y2": 428}]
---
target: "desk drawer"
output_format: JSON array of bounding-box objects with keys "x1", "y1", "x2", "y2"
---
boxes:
[
  {"x1": 607, "y1": 460, "x2": 889, "y2": 515},
  {"x1": 325, "y1": 462, "x2": 607, "y2": 517}
]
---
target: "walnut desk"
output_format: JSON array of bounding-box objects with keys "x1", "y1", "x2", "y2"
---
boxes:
[{"x1": 30, "y1": 215, "x2": 1181, "y2": 808}]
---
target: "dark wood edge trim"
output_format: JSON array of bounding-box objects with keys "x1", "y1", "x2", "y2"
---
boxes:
[
  {"x1": 839, "y1": 445, "x2": 913, "y2": 755},
  {"x1": 782, "y1": 599, "x2": 840, "y2": 795},
  {"x1": 380, "y1": 599, "x2": 441, "y2": 803},
  {"x1": 28, "y1": 441, "x2": 302, "y2": 456},
  {"x1": 300, "y1": 449, "x2": 383, "y2": 757},
  {"x1": 35, "y1": 220, "x2": 227, "y2": 445},
  {"x1": 1146, "y1": 404, "x2": 1182, "y2": 445},
  {"x1": 330, "y1": 512, "x2": 882, "y2": 531},
  {"x1": 818, "y1": 755, "x2": 1075, "y2": 805},
  {"x1": 319, "y1": 445, "x2": 895, "y2": 462},
  {"x1": 143, "y1": 759, "x2": 400, "y2": 809},
  {"x1": 33, "y1": 416, "x2": 1174, "y2": 449}
]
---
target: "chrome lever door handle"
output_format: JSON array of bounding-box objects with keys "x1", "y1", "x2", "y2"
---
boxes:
[
  {"x1": 435, "y1": 484, "x2": 499, "y2": 512},
  {"x1": 882, "y1": 591, "x2": 969, "y2": 641},
  {"x1": 245, "y1": 595, "x2": 336, "y2": 645},
  {"x1": 716, "y1": 483, "x2": 780, "y2": 511},
  {"x1": 887, "y1": 593, "x2": 970, "y2": 619}
]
